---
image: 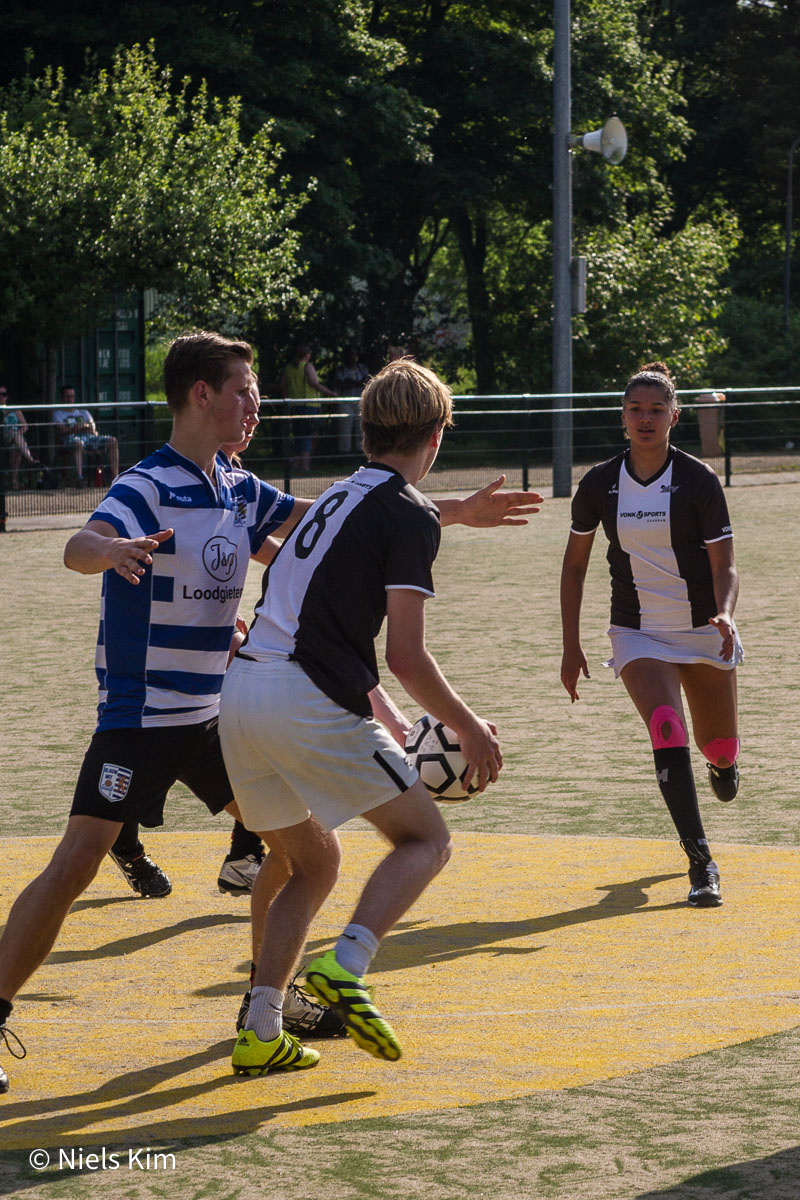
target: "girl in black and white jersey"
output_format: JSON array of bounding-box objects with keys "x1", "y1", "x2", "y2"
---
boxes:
[{"x1": 560, "y1": 362, "x2": 742, "y2": 908}]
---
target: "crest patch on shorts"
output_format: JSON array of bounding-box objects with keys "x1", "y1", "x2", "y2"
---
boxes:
[{"x1": 99, "y1": 762, "x2": 133, "y2": 803}]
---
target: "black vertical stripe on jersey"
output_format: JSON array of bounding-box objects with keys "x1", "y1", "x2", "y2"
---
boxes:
[{"x1": 666, "y1": 453, "x2": 729, "y2": 628}]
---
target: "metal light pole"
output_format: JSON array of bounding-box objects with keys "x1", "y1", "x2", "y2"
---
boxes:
[
  {"x1": 783, "y1": 133, "x2": 800, "y2": 335},
  {"x1": 552, "y1": 0, "x2": 627, "y2": 497},
  {"x1": 552, "y1": 0, "x2": 573, "y2": 498}
]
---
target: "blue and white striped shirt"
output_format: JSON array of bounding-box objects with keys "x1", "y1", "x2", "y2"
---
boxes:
[{"x1": 89, "y1": 443, "x2": 294, "y2": 730}]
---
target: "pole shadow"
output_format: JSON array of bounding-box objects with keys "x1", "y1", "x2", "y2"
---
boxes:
[{"x1": 372, "y1": 872, "x2": 688, "y2": 972}]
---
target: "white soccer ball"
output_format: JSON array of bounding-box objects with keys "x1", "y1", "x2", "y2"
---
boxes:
[{"x1": 404, "y1": 714, "x2": 478, "y2": 803}]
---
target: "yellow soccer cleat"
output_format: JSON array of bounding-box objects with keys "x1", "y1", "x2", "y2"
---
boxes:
[
  {"x1": 304, "y1": 950, "x2": 402, "y2": 1062},
  {"x1": 231, "y1": 1028, "x2": 320, "y2": 1076}
]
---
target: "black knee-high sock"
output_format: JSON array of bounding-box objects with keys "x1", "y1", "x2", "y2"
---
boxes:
[
  {"x1": 111, "y1": 820, "x2": 143, "y2": 859},
  {"x1": 229, "y1": 820, "x2": 263, "y2": 860},
  {"x1": 653, "y1": 747, "x2": 711, "y2": 860}
]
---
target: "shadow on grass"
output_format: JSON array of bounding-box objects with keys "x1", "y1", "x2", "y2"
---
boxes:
[
  {"x1": 372, "y1": 872, "x2": 688, "y2": 971},
  {"x1": 635, "y1": 1145, "x2": 800, "y2": 1198},
  {"x1": 0, "y1": 1037, "x2": 375, "y2": 1158},
  {"x1": 41, "y1": 913, "x2": 249, "y2": 965}
]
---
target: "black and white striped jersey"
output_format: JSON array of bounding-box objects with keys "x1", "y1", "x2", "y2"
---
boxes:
[
  {"x1": 241, "y1": 463, "x2": 441, "y2": 716},
  {"x1": 570, "y1": 447, "x2": 733, "y2": 630}
]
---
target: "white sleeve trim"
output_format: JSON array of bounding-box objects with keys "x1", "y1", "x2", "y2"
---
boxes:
[
  {"x1": 385, "y1": 584, "x2": 436, "y2": 597},
  {"x1": 570, "y1": 526, "x2": 597, "y2": 536},
  {"x1": 704, "y1": 532, "x2": 734, "y2": 544}
]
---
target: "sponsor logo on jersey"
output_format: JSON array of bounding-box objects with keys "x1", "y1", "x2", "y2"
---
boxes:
[
  {"x1": 660, "y1": 484, "x2": 679, "y2": 493},
  {"x1": 99, "y1": 762, "x2": 133, "y2": 803},
  {"x1": 234, "y1": 496, "x2": 248, "y2": 525},
  {"x1": 608, "y1": 484, "x2": 619, "y2": 495},
  {"x1": 168, "y1": 491, "x2": 194, "y2": 504},
  {"x1": 181, "y1": 584, "x2": 244, "y2": 604},
  {"x1": 620, "y1": 509, "x2": 667, "y2": 522},
  {"x1": 203, "y1": 535, "x2": 238, "y2": 581}
]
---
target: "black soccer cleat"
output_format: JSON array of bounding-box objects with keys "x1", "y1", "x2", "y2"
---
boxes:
[
  {"x1": 707, "y1": 761, "x2": 739, "y2": 803},
  {"x1": 681, "y1": 839, "x2": 723, "y2": 908},
  {"x1": 687, "y1": 859, "x2": 723, "y2": 907},
  {"x1": 108, "y1": 848, "x2": 172, "y2": 898},
  {"x1": 217, "y1": 851, "x2": 265, "y2": 896},
  {"x1": 0, "y1": 1022, "x2": 27, "y2": 1093},
  {"x1": 235, "y1": 973, "x2": 347, "y2": 1038}
]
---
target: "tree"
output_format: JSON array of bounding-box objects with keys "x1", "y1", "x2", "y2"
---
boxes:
[{"x1": 0, "y1": 44, "x2": 307, "y2": 395}]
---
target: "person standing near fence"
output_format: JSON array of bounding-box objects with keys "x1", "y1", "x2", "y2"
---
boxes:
[
  {"x1": 331, "y1": 346, "x2": 369, "y2": 453},
  {"x1": 560, "y1": 361, "x2": 742, "y2": 908},
  {"x1": 279, "y1": 344, "x2": 337, "y2": 472}
]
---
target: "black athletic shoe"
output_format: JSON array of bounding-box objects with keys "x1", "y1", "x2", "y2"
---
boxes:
[
  {"x1": 217, "y1": 851, "x2": 265, "y2": 896},
  {"x1": 108, "y1": 849, "x2": 172, "y2": 898},
  {"x1": 0, "y1": 1023, "x2": 27, "y2": 1093},
  {"x1": 687, "y1": 859, "x2": 723, "y2": 907},
  {"x1": 235, "y1": 974, "x2": 347, "y2": 1038},
  {"x1": 707, "y1": 761, "x2": 739, "y2": 803}
]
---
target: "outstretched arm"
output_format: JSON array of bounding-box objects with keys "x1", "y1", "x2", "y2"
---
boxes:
[
  {"x1": 437, "y1": 475, "x2": 543, "y2": 528},
  {"x1": 64, "y1": 519, "x2": 174, "y2": 584}
]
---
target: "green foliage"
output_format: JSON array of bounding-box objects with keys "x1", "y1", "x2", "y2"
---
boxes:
[
  {"x1": 0, "y1": 44, "x2": 307, "y2": 347},
  {"x1": 0, "y1": 1, "x2": 796, "y2": 390},
  {"x1": 709, "y1": 294, "x2": 800, "y2": 385},
  {"x1": 577, "y1": 205, "x2": 740, "y2": 387}
]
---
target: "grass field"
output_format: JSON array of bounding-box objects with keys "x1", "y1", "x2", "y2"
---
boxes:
[{"x1": 0, "y1": 479, "x2": 798, "y2": 1198}]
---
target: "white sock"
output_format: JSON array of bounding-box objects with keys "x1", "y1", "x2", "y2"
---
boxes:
[
  {"x1": 335, "y1": 923, "x2": 380, "y2": 979},
  {"x1": 245, "y1": 985, "x2": 284, "y2": 1042}
]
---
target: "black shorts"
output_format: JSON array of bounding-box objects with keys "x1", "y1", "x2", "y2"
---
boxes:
[{"x1": 70, "y1": 718, "x2": 234, "y2": 827}]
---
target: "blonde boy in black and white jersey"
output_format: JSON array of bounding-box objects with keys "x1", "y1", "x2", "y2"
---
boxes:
[{"x1": 221, "y1": 359, "x2": 507, "y2": 1074}]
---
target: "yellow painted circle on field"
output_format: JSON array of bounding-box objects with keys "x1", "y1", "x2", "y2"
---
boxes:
[{"x1": 2, "y1": 831, "x2": 799, "y2": 1148}]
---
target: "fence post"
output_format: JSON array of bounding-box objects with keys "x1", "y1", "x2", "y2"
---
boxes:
[{"x1": 723, "y1": 407, "x2": 732, "y2": 487}]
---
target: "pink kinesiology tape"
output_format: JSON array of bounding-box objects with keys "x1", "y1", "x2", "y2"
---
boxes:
[
  {"x1": 649, "y1": 705, "x2": 687, "y2": 749},
  {"x1": 703, "y1": 737, "x2": 740, "y2": 767}
]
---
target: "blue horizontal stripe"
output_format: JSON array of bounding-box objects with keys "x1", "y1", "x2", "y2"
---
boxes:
[
  {"x1": 148, "y1": 623, "x2": 233, "y2": 651},
  {"x1": 152, "y1": 576, "x2": 174, "y2": 603},
  {"x1": 145, "y1": 669, "x2": 225, "y2": 696},
  {"x1": 106, "y1": 482, "x2": 161, "y2": 537}
]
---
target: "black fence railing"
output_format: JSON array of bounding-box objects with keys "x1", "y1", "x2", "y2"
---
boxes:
[{"x1": 2, "y1": 390, "x2": 799, "y2": 529}]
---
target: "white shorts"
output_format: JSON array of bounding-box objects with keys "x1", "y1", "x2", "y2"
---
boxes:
[
  {"x1": 218, "y1": 656, "x2": 418, "y2": 832},
  {"x1": 604, "y1": 624, "x2": 744, "y2": 678}
]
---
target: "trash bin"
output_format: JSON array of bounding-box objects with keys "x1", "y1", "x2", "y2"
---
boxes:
[{"x1": 695, "y1": 392, "x2": 725, "y2": 457}]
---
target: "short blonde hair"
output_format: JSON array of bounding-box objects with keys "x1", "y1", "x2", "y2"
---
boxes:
[{"x1": 360, "y1": 358, "x2": 453, "y2": 457}]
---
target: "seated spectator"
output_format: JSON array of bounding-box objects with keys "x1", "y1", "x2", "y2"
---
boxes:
[
  {"x1": 1, "y1": 385, "x2": 38, "y2": 489},
  {"x1": 53, "y1": 386, "x2": 119, "y2": 486}
]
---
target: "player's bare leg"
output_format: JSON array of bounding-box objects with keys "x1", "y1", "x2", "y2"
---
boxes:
[
  {"x1": 231, "y1": 818, "x2": 340, "y2": 1075},
  {"x1": 305, "y1": 781, "x2": 452, "y2": 1061},
  {"x1": 0, "y1": 816, "x2": 121, "y2": 1002},
  {"x1": 350, "y1": 781, "x2": 452, "y2": 938},
  {"x1": 621, "y1": 658, "x2": 721, "y2": 906},
  {"x1": 680, "y1": 662, "x2": 740, "y2": 801}
]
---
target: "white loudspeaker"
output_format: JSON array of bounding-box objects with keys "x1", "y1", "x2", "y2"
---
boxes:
[{"x1": 577, "y1": 116, "x2": 627, "y2": 164}]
